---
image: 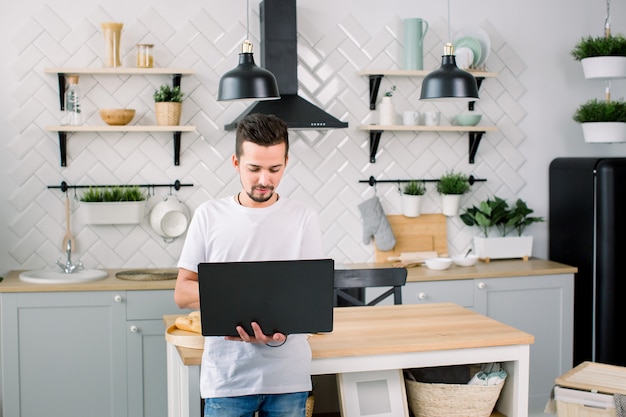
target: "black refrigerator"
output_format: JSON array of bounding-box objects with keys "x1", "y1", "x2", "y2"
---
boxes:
[{"x1": 549, "y1": 157, "x2": 626, "y2": 367}]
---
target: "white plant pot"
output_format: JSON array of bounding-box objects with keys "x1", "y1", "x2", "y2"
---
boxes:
[
  {"x1": 81, "y1": 201, "x2": 146, "y2": 225},
  {"x1": 401, "y1": 194, "x2": 422, "y2": 217},
  {"x1": 473, "y1": 236, "x2": 533, "y2": 261},
  {"x1": 379, "y1": 96, "x2": 395, "y2": 125},
  {"x1": 441, "y1": 194, "x2": 461, "y2": 217},
  {"x1": 581, "y1": 56, "x2": 626, "y2": 80},
  {"x1": 581, "y1": 122, "x2": 626, "y2": 143}
]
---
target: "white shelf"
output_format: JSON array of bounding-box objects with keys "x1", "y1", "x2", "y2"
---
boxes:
[
  {"x1": 358, "y1": 125, "x2": 497, "y2": 132},
  {"x1": 357, "y1": 69, "x2": 497, "y2": 77}
]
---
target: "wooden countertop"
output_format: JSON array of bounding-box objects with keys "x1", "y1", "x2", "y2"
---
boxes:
[
  {"x1": 0, "y1": 269, "x2": 178, "y2": 293},
  {"x1": 1, "y1": 259, "x2": 576, "y2": 293},
  {"x1": 164, "y1": 303, "x2": 534, "y2": 366},
  {"x1": 348, "y1": 258, "x2": 577, "y2": 283}
]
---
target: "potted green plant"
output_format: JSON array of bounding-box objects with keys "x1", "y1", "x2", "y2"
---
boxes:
[
  {"x1": 573, "y1": 98, "x2": 626, "y2": 142},
  {"x1": 154, "y1": 84, "x2": 184, "y2": 126},
  {"x1": 436, "y1": 171, "x2": 471, "y2": 216},
  {"x1": 571, "y1": 34, "x2": 626, "y2": 79},
  {"x1": 401, "y1": 180, "x2": 426, "y2": 218},
  {"x1": 80, "y1": 186, "x2": 147, "y2": 225},
  {"x1": 461, "y1": 196, "x2": 544, "y2": 261}
]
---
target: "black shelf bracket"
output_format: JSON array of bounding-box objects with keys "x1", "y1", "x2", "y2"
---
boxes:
[
  {"x1": 172, "y1": 74, "x2": 182, "y2": 89},
  {"x1": 369, "y1": 130, "x2": 384, "y2": 163},
  {"x1": 57, "y1": 73, "x2": 67, "y2": 110},
  {"x1": 468, "y1": 77, "x2": 485, "y2": 111},
  {"x1": 468, "y1": 131, "x2": 485, "y2": 164},
  {"x1": 173, "y1": 131, "x2": 182, "y2": 165},
  {"x1": 58, "y1": 132, "x2": 68, "y2": 167},
  {"x1": 368, "y1": 75, "x2": 384, "y2": 110}
]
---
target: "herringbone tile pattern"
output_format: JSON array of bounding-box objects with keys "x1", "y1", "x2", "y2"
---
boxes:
[{"x1": 4, "y1": 5, "x2": 525, "y2": 268}]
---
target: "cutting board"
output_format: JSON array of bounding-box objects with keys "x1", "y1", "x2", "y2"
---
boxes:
[{"x1": 375, "y1": 214, "x2": 448, "y2": 263}]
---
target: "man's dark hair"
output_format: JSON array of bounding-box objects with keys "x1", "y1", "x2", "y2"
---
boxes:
[{"x1": 235, "y1": 113, "x2": 289, "y2": 158}]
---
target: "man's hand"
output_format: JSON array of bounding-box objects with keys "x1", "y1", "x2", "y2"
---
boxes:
[{"x1": 225, "y1": 321, "x2": 287, "y2": 345}]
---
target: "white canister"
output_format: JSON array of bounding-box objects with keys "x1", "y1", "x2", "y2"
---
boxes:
[{"x1": 379, "y1": 96, "x2": 395, "y2": 125}]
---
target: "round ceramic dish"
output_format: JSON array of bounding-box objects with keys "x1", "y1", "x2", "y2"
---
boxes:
[
  {"x1": 452, "y1": 254, "x2": 479, "y2": 267},
  {"x1": 454, "y1": 37, "x2": 481, "y2": 67},
  {"x1": 424, "y1": 257, "x2": 453, "y2": 270},
  {"x1": 456, "y1": 27, "x2": 491, "y2": 67},
  {"x1": 455, "y1": 47, "x2": 474, "y2": 69}
]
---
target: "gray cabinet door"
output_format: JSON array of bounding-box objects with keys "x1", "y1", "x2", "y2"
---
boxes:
[
  {"x1": 125, "y1": 290, "x2": 192, "y2": 417},
  {"x1": 473, "y1": 274, "x2": 574, "y2": 412},
  {"x1": 1, "y1": 291, "x2": 127, "y2": 417}
]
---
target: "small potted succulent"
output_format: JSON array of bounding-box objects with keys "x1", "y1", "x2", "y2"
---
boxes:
[
  {"x1": 436, "y1": 171, "x2": 471, "y2": 216},
  {"x1": 571, "y1": 34, "x2": 626, "y2": 79},
  {"x1": 461, "y1": 196, "x2": 544, "y2": 261},
  {"x1": 154, "y1": 84, "x2": 184, "y2": 126},
  {"x1": 401, "y1": 180, "x2": 426, "y2": 218},
  {"x1": 573, "y1": 98, "x2": 626, "y2": 143},
  {"x1": 80, "y1": 186, "x2": 147, "y2": 225}
]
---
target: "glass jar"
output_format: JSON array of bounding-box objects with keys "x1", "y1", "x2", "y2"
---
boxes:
[
  {"x1": 101, "y1": 22, "x2": 123, "y2": 67},
  {"x1": 137, "y1": 44, "x2": 154, "y2": 68},
  {"x1": 63, "y1": 75, "x2": 82, "y2": 125}
]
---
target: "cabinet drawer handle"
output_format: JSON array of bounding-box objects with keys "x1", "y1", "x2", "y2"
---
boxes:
[
  {"x1": 477, "y1": 282, "x2": 486, "y2": 289},
  {"x1": 130, "y1": 325, "x2": 138, "y2": 333},
  {"x1": 418, "y1": 292, "x2": 427, "y2": 300},
  {"x1": 114, "y1": 294, "x2": 123, "y2": 303}
]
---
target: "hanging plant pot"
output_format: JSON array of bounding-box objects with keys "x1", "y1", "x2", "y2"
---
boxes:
[
  {"x1": 401, "y1": 194, "x2": 422, "y2": 217},
  {"x1": 81, "y1": 201, "x2": 147, "y2": 225},
  {"x1": 581, "y1": 56, "x2": 626, "y2": 79},
  {"x1": 581, "y1": 122, "x2": 626, "y2": 143},
  {"x1": 441, "y1": 194, "x2": 461, "y2": 217}
]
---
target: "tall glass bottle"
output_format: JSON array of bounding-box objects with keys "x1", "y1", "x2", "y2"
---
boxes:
[{"x1": 63, "y1": 75, "x2": 82, "y2": 125}]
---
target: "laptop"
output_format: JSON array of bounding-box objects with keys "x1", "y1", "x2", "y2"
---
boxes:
[{"x1": 198, "y1": 259, "x2": 335, "y2": 337}]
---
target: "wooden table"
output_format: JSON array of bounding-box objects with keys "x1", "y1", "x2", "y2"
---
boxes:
[{"x1": 165, "y1": 303, "x2": 534, "y2": 417}]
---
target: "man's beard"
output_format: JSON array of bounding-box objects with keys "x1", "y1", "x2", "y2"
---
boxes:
[{"x1": 246, "y1": 185, "x2": 275, "y2": 203}]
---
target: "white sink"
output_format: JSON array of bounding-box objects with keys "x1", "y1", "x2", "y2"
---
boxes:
[{"x1": 19, "y1": 269, "x2": 108, "y2": 284}]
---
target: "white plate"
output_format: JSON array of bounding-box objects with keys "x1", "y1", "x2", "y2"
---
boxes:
[
  {"x1": 455, "y1": 47, "x2": 474, "y2": 69},
  {"x1": 455, "y1": 37, "x2": 482, "y2": 67},
  {"x1": 455, "y1": 27, "x2": 491, "y2": 67}
]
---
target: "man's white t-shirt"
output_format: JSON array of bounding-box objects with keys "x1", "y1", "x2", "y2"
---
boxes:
[{"x1": 177, "y1": 195, "x2": 324, "y2": 398}]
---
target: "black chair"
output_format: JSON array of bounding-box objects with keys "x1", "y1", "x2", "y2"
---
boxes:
[{"x1": 333, "y1": 268, "x2": 408, "y2": 307}]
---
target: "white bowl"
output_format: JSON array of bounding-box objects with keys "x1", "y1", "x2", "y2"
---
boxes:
[
  {"x1": 452, "y1": 254, "x2": 479, "y2": 267},
  {"x1": 150, "y1": 197, "x2": 190, "y2": 239},
  {"x1": 424, "y1": 257, "x2": 453, "y2": 270}
]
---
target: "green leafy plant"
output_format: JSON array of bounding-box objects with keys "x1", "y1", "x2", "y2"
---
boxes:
[
  {"x1": 403, "y1": 180, "x2": 426, "y2": 196},
  {"x1": 571, "y1": 34, "x2": 626, "y2": 60},
  {"x1": 461, "y1": 196, "x2": 544, "y2": 237},
  {"x1": 573, "y1": 98, "x2": 626, "y2": 123},
  {"x1": 384, "y1": 85, "x2": 396, "y2": 97},
  {"x1": 153, "y1": 84, "x2": 184, "y2": 102},
  {"x1": 436, "y1": 171, "x2": 470, "y2": 195},
  {"x1": 80, "y1": 186, "x2": 146, "y2": 202}
]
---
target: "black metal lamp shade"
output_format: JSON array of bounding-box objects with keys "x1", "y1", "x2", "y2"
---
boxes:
[
  {"x1": 218, "y1": 41, "x2": 280, "y2": 101},
  {"x1": 420, "y1": 44, "x2": 479, "y2": 102}
]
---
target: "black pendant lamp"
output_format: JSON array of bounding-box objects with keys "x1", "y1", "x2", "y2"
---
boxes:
[
  {"x1": 217, "y1": 0, "x2": 280, "y2": 101},
  {"x1": 419, "y1": 0, "x2": 479, "y2": 102}
]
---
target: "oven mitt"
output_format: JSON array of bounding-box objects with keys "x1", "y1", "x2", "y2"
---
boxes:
[{"x1": 358, "y1": 196, "x2": 396, "y2": 251}]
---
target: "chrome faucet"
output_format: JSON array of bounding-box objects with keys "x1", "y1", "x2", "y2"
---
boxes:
[{"x1": 56, "y1": 240, "x2": 83, "y2": 274}]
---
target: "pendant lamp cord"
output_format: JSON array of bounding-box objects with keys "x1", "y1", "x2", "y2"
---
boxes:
[
  {"x1": 447, "y1": 0, "x2": 451, "y2": 42},
  {"x1": 246, "y1": 0, "x2": 250, "y2": 40},
  {"x1": 605, "y1": 0, "x2": 611, "y2": 37}
]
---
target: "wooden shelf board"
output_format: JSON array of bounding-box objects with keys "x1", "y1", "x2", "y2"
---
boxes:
[
  {"x1": 357, "y1": 69, "x2": 497, "y2": 77},
  {"x1": 45, "y1": 125, "x2": 196, "y2": 132},
  {"x1": 44, "y1": 67, "x2": 194, "y2": 75},
  {"x1": 358, "y1": 125, "x2": 497, "y2": 132}
]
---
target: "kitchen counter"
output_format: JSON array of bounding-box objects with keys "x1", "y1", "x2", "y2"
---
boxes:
[
  {"x1": 349, "y1": 258, "x2": 577, "y2": 282},
  {"x1": 0, "y1": 269, "x2": 178, "y2": 292},
  {"x1": 165, "y1": 303, "x2": 534, "y2": 417},
  {"x1": 1, "y1": 259, "x2": 576, "y2": 293}
]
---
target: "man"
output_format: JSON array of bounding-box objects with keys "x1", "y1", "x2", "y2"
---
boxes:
[{"x1": 174, "y1": 113, "x2": 324, "y2": 417}]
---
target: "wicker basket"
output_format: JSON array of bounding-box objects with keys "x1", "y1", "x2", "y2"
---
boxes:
[
  {"x1": 405, "y1": 378, "x2": 504, "y2": 417},
  {"x1": 155, "y1": 102, "x2": 182, "y2": 126}
]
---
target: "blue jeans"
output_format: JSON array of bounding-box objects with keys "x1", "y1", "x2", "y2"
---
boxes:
[{"x1": 203, "y1": 392, "x2": 308, "y2": 417}]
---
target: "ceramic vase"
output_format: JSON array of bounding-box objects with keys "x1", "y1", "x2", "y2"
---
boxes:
[
  {"x1": 441, "y1": 194, "x2": 461, "y2": 217},
  {"x1": 379, "y1": 96, "x2": 395, "y2": 125},
  {"x1": 581, "y1": 122, "x2": 626, "y2": 143},
  {"x1": 402, "y1": 194, "x2": 422, "y2": 217}
]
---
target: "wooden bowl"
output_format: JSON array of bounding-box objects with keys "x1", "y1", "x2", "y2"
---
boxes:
[{"x1": 99, "y1": 108, "x2": 135, "y2": 126}]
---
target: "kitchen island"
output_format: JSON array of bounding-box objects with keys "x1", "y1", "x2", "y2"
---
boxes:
[{"x1": 164, "y1": 303, "x2": 534, "y2": 417}]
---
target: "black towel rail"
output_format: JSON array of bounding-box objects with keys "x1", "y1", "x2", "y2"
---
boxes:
[
  {"x1": 48, "y1": 179, "x2": 193, "y2": 193},
  {"x1": 359, "y1": 175, "x2": 486, "y2": 187}
]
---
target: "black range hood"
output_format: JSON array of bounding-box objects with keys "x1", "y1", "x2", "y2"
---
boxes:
[{"x1": 224, "y1": 0, "x2": 348, "y2": 130}]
